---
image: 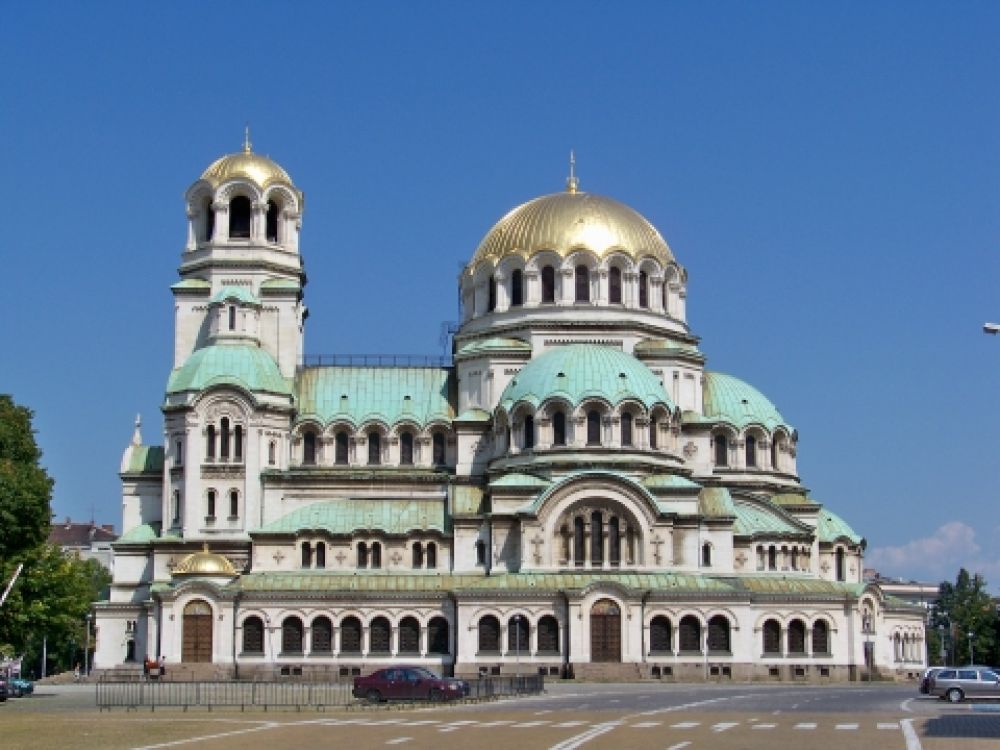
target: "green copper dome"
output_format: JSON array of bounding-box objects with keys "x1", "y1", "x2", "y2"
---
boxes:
[
  {"x1": 816, "y1": 508, "x2": 863, "y2": 544},
  {"x1": 167, "y1": 344, "x2": 291, "y2": 396},
  {"x1": 210, "y1": 286, "x2": 260, "y2": 305},
  {"x1": 702, "y1": 371, "x2": 792, "y2": 431},
  {"x1": 499, "y1": 344, "x2": 673, "y2": 411}
]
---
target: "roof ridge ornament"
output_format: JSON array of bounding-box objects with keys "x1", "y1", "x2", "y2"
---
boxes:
[
  {"x1": 131, "y1": 414, "x2": 142, "y2": 446},
  {"x1": 243, "y1": 123, "x2": 252, "y2": 154},
  {"x1": 566, "y1": 149, "x2": 579, "y2": 194}
]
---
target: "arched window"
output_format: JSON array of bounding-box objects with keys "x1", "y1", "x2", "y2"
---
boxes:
[
  {"x1": 341, "y1": 617, "x2": 362, "y2": 654},
  {"x1": 541, "y1": 266, "x2": 556, "y2": 303},
  {"x1": 746, "y1": 435, "x2": 757, "y2": 467},
  {"x1": 679, "y1": 615, "x2": 702, "y2": 652},
  {"x1": 357, "y1": 542, "x2": 368, "y2": 568},
  {"x1": 400, "y1": 432, "x2": 414, "y2": 465},
  {"x1": 203, "y1": 197, "x2": 215, "y2": 241},
  {"x1": 649, "y1": 418, "x2": 658, "y2": 449},
  {"x1": 511, "y1": 269, "x2": 523, "y2": 307},
  {"x1": 538, "y1": 615, "x2": 559, "y2": 654},
  {"x1": 621, "y1": 412, "x2": 633, "y2": 447},
  {"x1": 650, "y1": 616, "x2": 672, "y2": 653},
  {"x1": 315, "y1": 541, "x2": 326, "y2": 569},
  {"x1": 206, "y1": 424, "x2": 216, "y2": 460},
  {"x1": 508, "y1": 616, "x2": 529, "y2": 654},
  {"x1": 788, "y1": 619, "x2": 806, "y2": 654},
  {"x1": 399, "y1": 616, "x2": 420, "y2": 654},
  {"x1": 771, "y1": 437, "x2": 780, "y2": 471},
  {"x1": 220, "y1": 417, "x2": 231, "y2": 460},
  {"x1": 281, "y1": 616, "x2": 303, "y2": 654},
  {"x1": 268, "y1": 440, "x2": 276, "y2": 466},
  {"x1": 229, "y1": 489, "x2": 238, "y2": 518},
  {"x1": 371, "y1": 541, "x2": 382, "y2": 568},
  {"x1": 573, "y1": 516, "x2": 585, "y2": 566},
  {"x1": 762, "y1": 619, "x2": 781, "y2": 654},
  {"x1": 575, "y1": 265, "x2": 590, "y2": 302},
  {"x1": 172, "y1": 490, "x2": 181, "y2": 523},
  {"x1": 367, "y1": 432, "x2": 381, "y2": 465},
  {"x1": 478, "y1": 615, "x2": 500, "y2": 653},
  {"x1": 432, "y1": 432, "x2": 446, "y2": 465},
  {"x1": 609, "y1": 267, "x2": 622, "y2": 304},
  {"x1": 242, "y1": 616, "x2": 264, "y2": 654},
  {"x1": 608, "y1": 516, "x2": 620, "y2": 566},
  {"x1": 228, "y1": 305, "x2": 237, "y2": 331},
  {"x1": 586, "y1": 410, "x2": 602, "y2": 445},
  {"x1": 369, "y1": 617, "x2": 391, "y2": 654},
  {"x1": 426, "y1": 542, "x2": 437, "y2": 569},
  {"x1": 229, "y1": 196, "x2": 252, "y2": 239},
  {"x1": 708, "y1": 615, "x2": 730, "y2": 653},
  {"x1": 265, "y1": 200, "x2": 279, "y2": 242},
  {"x1": 523, "y1": 415, "x2": 535, "y2": 450},
  {"x1": 590, "y1": 511, "x2": 604, "y2": 565},
  {"x1": 487, "y1": 275, "x2": 496, "y2": 312},
  {"x1": 835, "y1": 547, "x2": 846, "y2": 581},
  {"x1": 303, "y1": 431, "x2": 317, "y2": 465},
  {"x1": 301, "y1": 542, "x2": 312, "y2": 568},
  {"x1": 312, "y1": 616, "x2": 332, "y2": 653},
  {"x1": 714, "y1": 434, "x2": 728, "y2": 466},
  {"x1": 476, "y1": 539, "x2": 487, "y2": 566},
  {"x1": 552, "y1": 411, "x2": 567, "y2": 446},
  {"x1": 638, "y1": 270, "x2": 649, "y2": 308},
  {"x1": 206, "y1": 489, "x2": 216, "y2": 519},
  {"x1": 335, "y1": 431, "x2": 349, "y2": 465},
  {"x1": 812, "y1": 620, "x2": 830, "y2": 655},
  {"x1": 428, "y1": 616, "x2": 449, "y2": 654},
  {"x1": 768, "y1": 545, "x2": 777, "y2": 570},
  {"x1": 234, "y1": 425, "x2": 243, "y2": 461},
  {"x1": 412, "y1": 542, "x2": 423, "y2": 569},
  {"x1": 702, "y1": 542, "x2": 712, "y2": 567}
]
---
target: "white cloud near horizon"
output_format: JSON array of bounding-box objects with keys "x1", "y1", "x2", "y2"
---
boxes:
[{"x1": 867, "y1": 521, "x2": 1000, "y2": 588}]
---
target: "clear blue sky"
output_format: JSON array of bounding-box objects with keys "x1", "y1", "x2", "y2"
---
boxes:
[{"x1": 1, "y1": 2, "x2": 997, "y2": 588}]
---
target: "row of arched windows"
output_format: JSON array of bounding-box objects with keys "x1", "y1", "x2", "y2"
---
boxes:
[
  {"x1": 205, "y1": 417, "x2": 244, "y2": 463},
  {"x1": 201, "y1": 196, "x2": 284, "y2": 244},
  {"x1": 511, "y1": 407, "x2": 669, "y2": 453},
  {"x1": 756, "y1": 544, "x2": 813, "y2": 574},
  {"x1": 713, "y1": 432, "x2": 789, "y2": 471},
  {"x1": 761, "y1": 619, "x2": 830, "y2": 656},
  {"x1": 477, "y1": 615, "x2": 560, "y2": 654},
  {"x1": 205, "y1": 488, "x2": 239, "y2": 521},
  {"x1": 242, "y1": 615, "x2": 450, "y2": 656},
  {"x1": 648, "y1": 615, "x2": 732, "y2": 653},
  {"x1": 299, "y1": 541, "x2": 442, "y2": 570},
  {"x1": 300, "y1": 429, "x2": 447, "y2": 467}
]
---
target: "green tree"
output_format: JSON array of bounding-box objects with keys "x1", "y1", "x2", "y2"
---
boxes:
[
  {"x1": 929, "y1": 568, "x2": 998, "y2": 666},
  {"x1": 0, "y1": 394, "x2": 53, "y2": 567}
]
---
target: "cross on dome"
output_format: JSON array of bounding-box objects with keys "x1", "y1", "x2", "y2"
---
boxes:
[{"x1": 566, "y1": 149, "x2": 579, "y2": 193}]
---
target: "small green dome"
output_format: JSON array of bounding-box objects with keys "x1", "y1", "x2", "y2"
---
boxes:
[
  {"x1": 816, "y1": 508, "x2": 863, "y2": 544},
  {"x1": 167, "y1": 344, "x2": 291, "y2": 396},
  {"x1": 702, "y1": 371, "x2": 791, "y2": 431},
  {"x1": 499, "y1": 344, "x2": 673, "y2": 411},
  {"x1": 210, "y1": 286, "x2": 260, "y2": 305}
]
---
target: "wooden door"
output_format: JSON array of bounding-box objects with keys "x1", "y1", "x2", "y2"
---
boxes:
[
  {"x1": 182, "y1": 600, "x2": 213, "y2": 663},
  {"x1": 590, "y1": 599, "x2": 621, "y2": 663}
]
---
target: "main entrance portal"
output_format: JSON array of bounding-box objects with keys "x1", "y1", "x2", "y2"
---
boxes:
[
  {"x1": 590, "y1": 599, "x2": 621, "y2": 662},
  {"x1": 182, "y1": 600, "x2": 213, "y2": 663}
]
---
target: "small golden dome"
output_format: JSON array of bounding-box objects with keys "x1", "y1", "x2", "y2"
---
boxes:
[
  {"x1": 200, "y1": 134, "x2": 294, "y2": 190},
  {"x1": 172, "y1": 543, "x2": 237, "y2": 577},
  {"x1": 468, "y1": 190, "x2": 674, "y2": 274}
]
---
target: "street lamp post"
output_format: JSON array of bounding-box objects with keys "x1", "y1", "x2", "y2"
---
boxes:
[
  {"x1": 938, "y1": 624, "x2": 946, "y2": 666},
  {"x1": 968, "y1": 631, "x2": 975, "y2": 666},
  {"x1": 84, "y1": 613, "x2": 92, "y2": 677},
  {"x1": 513, "y1": 614, "x2": 523, "y2": 678}
]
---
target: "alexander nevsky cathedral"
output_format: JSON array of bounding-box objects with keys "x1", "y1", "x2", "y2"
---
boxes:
[{"x1": 94, "y1": 139, "x2": 926, "y2": 681}]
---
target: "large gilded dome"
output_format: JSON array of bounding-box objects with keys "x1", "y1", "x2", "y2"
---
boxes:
[
  {"x1": 468, "y1": 188, "x2": 674, "y2": 273},
  {"x1": 200, "y1": 144, "x2": 294, "y2": 190},
  {"x1": 172, "y1": 544, "x2": 237, "y2": 577}
]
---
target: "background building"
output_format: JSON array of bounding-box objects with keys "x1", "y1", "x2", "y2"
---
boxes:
[{"x1": 94, "y1": 142, "x2": 926, "y2": 681}]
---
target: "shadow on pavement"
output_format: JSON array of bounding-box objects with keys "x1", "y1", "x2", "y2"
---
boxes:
[{"x1": 923, "y1": 715, "x2": 1000, "y2": 739}]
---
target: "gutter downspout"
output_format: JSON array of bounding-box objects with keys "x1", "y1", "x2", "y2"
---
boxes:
[
  {"x1": 561, "y1": 591, "x2": 571, "y2": 679},
  {"x1": 232, "y1": 589, "x2": 241, "y2": 680}
]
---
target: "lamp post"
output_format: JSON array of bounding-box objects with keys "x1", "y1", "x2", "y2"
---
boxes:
[
  {"x1": 938, "y1": 623, "x2": 946, "y2": 666},
  {"x1": 513, "y1": 614, "x2": 524, "y2": 678},
  {"x1": 968, "y1": 631, "x2": 975, "y2": 666},
  {"x1": 84, "y1": 613, "x2": 92, "y2": 677}
]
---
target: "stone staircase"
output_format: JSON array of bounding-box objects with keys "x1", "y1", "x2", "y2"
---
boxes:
[{"x1": 570, "y1": 662, "x2": 643, "y2": 682}]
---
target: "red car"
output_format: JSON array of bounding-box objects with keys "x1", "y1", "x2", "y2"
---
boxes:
[{"x1": 353, "y1": 666, "x2": 470, "y2": 702}]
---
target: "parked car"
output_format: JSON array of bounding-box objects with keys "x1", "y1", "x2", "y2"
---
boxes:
[
  {"x1": 353, "y1": 667, "x2": 470, "y2": 703},
  {"x1": 9, "y1": 678, "x2": 33, "y2": 697},
  {"x1": 0, "y1": 677, "x2": 8, "y2": 702},
  {"x1": 929, "y1": 667, "x2": 1000, "y2": 702},
  {"x1": 919, "y1": 667, "x2": 945, "y2": 694}
]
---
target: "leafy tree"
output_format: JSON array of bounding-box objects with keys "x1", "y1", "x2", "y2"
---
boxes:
[
  {"x1": 0, "y1": 394, "x2": 53, "y2": 567},
  {"x1": 929, "y1": 568, "x2": 999, "y2": 666}
]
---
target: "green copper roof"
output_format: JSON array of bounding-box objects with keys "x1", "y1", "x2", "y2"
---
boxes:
[
  {"x1": 167, "y1": 344, "x2": 292, "y2": 396},
  {"x1": 499, "y1": 344, "x2": 674, "y2": 411},
  {"x1": 122, "y1": 445, "x2": 163, "y2": 474},
  {"x1": 260, "y1": 278, "x2": 300, "y2": 291},
  {"x1": 455, "y1": 408, "x2": 491, "y2": 422},
  {"x1": 816, "y1": 508, "x2": 863, "y2": 544},
  {"x1": 771, "y1": 492, "x2": 817, "y2": 507},
  {"x1": 295, "y1": 367, "x2": 454, "y2": 427},
  {"x1": 456, "y1": 337, "x2": 532, "y2": 357},
  {"x1": 642, "y1": 474, "x2": 701, "y2": 491},
  {"x1": 633, "y1": 338, "x2": 704, "y2": 359},
  {"x1": 518, "y1": 469, "x2": 667, "y2": 517},
  {"x1": 699, "y1": 487, "x2": 736, "y2": 518},
  {"x1": 733, "y1": 499, "x2": 807, "y2": 537},
  {"x1": 450, "y1": 485, "x2": 485, "y2": 515},
  {"x1": 171, "y1": 278, "x2": 211, "y2": 292},
  {"x1": 490, "y1": 473, "x2": 552, "y2": 489},
  {"x1": 115, "y1": 522, "x2": 161, "y2": 543},
  {"x1": 702, "y1": 371, "x2": 792, "y2": 431},
  {"x1": 210, "y1": 286, "x2": 260, "y2": 305},
  {"x1": 256, "y1": 500, "x2": 448, "y2": 536}
]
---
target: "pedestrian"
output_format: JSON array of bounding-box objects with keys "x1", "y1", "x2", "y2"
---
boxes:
[
  {"x1": 158, "y1": 655, "x2": 166, "y2": 677},
  {"x1": 73, "y1": 663, "x2": 80, "y2": 682}
]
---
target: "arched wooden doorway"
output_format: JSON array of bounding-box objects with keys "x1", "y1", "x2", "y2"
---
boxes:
[
  {"x1": 182, "y1": 599, "x2": 213, "y2": 663},
  {"x1": 590, "y1": 598, "x2": 621, "y2": 662}
]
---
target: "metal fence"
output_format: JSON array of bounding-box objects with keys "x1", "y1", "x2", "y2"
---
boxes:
[{"x1": 96, "y1": 674, "x2": 544, "y2": 711}]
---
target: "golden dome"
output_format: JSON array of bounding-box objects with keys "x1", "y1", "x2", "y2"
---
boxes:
[
  {"x1": 200, "y1": 136, "x2": 294, "y2": 190},
  {"x1": 468, "y1": 190, "x2": 674, "y2": 274},
  {"x1": 172, "y1": 543, "x2": 237, "y2": 577}
]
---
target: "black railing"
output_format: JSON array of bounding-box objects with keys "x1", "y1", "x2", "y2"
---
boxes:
[
  {"x1": 301, "y1": 354, "x2": 452, "y2": 368},
  {"x1": 96, "y1": 675, "x2": 544, "y2": 710}
]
